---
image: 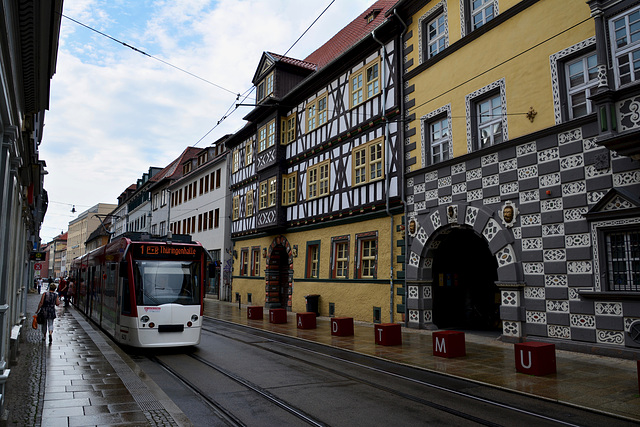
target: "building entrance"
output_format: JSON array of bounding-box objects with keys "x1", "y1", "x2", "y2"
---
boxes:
[
  {"x1": 265, "y1": 245, "x2": 291, "y2": 309},
  {"x1": 431, "y1": 228, "x2": 500, "y2": 331}
]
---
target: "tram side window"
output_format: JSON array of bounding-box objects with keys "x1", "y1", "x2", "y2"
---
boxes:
[{"x1": 121, "y1": 263, "x2": 132, "y2": 315}]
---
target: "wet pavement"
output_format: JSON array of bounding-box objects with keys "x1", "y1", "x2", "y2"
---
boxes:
[
  {"x1": 5, "y1": 291, "x2": 639, "y2": 425},
  {"x1": 203, "y1": 299, "x2": 640, "y2": 423},
  {"x1": 4, "y1": 290, "x2": 191, "y2": 427}
]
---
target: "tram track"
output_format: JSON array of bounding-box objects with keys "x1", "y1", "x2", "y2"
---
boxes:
[
  {"x1": 140, "y1": 317, "x2": 634, "y2": 426},
  {"x1": 197, "y1": 319, "x2": 631, "y2": 427}
]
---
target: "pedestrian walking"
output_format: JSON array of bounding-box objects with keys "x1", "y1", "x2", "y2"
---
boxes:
[
  {"x1": 37, "y1": 283, "x2": 60, "y2": 344},
  {"x1": 67, "y1": 278, "x2": 75, "y2": 306},
  {"x1": 58, "y1": 277, "x2": 68, "y2": 306}
]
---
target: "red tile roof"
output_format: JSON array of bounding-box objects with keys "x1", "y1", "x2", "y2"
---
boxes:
[
  {"x1": 267, "y1": 52, "x2": 317, "y2": 71},
  {"x1": 303, "y1": 0, "x2": 396, "y2": 69},
  {"x1": 151, "y1": 146, "x2": 202, "y2": 182}
]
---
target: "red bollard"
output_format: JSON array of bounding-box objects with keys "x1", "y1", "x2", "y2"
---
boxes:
[
  {"x1": 331, "y1": 317, "x2": 354, "y2": 336},
  {"x1": 296, "y1": 312, "x2": 316, "y2": 329},
  {"x1": 374, "y1": 323, "x2": 402, "y2": 346},
  {"x1": 247, "y1": 306, "x2": 263, "y2": 320},
  {"x1": 432, "y1": 331, "x2": 466, "y2": 358},
  {"x1": 514, "y1": 342, "x2": 556, "y2": 376},
  {"x1": 269, "y1": 308, "x2": 287, "y2": 324}
]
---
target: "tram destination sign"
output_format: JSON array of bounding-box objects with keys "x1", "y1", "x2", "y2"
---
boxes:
[{"x1": 133, "y1": 243, "x2": 200, "y2": 260}]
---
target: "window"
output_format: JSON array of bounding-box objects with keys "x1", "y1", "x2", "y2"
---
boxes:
[
  {"x1": 246, "y1": 141, "x2": 253, "y2": 165},
  {"x1": 282, "y1": 173, "x2": 297, "y2": 206},
  {"x1": 281, "y1": 113, "x2": 296, "y2": 144},
  {"x1": 197, "y1": 152, "x2": 207, "y2": 167},
  {"x1": 161, "y1": 189, "x2": 167, "y2": 207},
  {"x1": 565, "y1": 52, "x2": 598, "y2": 119},
  {"x1": 258, "y1": 120, "x2": 276, "y2": 152},
  {"x1": 306, "y1": 242, "x2": 320, "y2": 279},
  {"x1": 307, "y1": 95, "x2": 327, "y2": 132},
  {"x1": 259, "y1": 181, "x2": 268, "y2": 210},
  {"x1": 476, "y1": 94, "x2": 503, "y2": 148},
  {"x1": 232, "y1": 196, "x2": 239, "y2": 220},
  {"x1": 203, "y1": 212, "x2": 208, "y2": 230},
  {"x1": 159, "y1": 221, "x2": 165, "y2": 235},
  {"x1": 605, "y1": 229, "x2": 639, "y2": 291},
  {"x1": 331, "y1": 237, "x2": 349, "y2": 279},
  {"x1": 428, "y1": 117, "x2": 450, "y2": 164},
  {"x1": 351, "y1": 59, "x2": 381, "y2": 108},
  {"x1": 268, "y1": 177, "x2": 277, "y2": 207},
  {"x1": 426, "y1": 13, "x2": 446, "y2": 59},
  {"x1": 246, "y1": 189, "x2": 254, "y2": 216},
  {"x1": 216, "y1": 169, "x2": 221, "y2": 188},
  {"x1": 183, "y1": 162, "x2": 192, "y2": 175},
  {"x1": 352, "y1": 138, "x2": 384, "y2": 186},
  {"x1": 240, "y1": 249, "x2": 248, "y2": 276},
  {"x1": 357, "y1": 235, "x2": 377, "y2": 279},
  {"x1": 256, "y1": 72, "x2": 274, "y2": 102},
  {"x1": 471, "y1": 0, "x2": 495, "y2": 30},
  {"x1": 307, "y1": 160, "x2": 330, "y2": 200},
  {"x1": 259, "y1": 178, "x2": 277, "y2": 209},
  {"x1": 611, "y1": 6, "x2": 640, "y2": 86},
  {"x1": 153, "y1": 193, "x2": 158, "y2": 210},
  {"x1": 232, "y1": 149, "x2": 240, "y2": 173},
  {"x1": 214, "y1": 208, "x2": 219, "y2": 228},
  {"x1": 251, "y1": 247, "x2": 261, "y2": 276}
]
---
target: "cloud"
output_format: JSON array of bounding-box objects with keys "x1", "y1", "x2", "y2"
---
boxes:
[{"x1": 39, "y1": 0, "x2": 375, "y2": 242}]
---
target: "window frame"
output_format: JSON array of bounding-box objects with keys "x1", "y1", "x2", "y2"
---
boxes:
[
  {"x1": 427, "y1": 115, "x2": 451, "y2": 165},
  {"x1": 232, "y1": 149, "x2": 240, "y2": 173},
  {"x1": 331, "y1": 238, "x2": 350, "y2": 279},
  {"x1": 258, "y1": 119, "x2": 276, "y2": 152},
  {"x1": 307, "y1": 159, "x2": 330, "y2": 200},
  {"x1": 356, "y1": 232, "x2": 378, "y2": 280},
  {"x1": 246, "y1": 189, "x2": 254, "y2": 217},
  {"x1": 306, "y1": 95, "x2": 328, "y2": 132},
  {"x1": 282, "y1": 172, "x2": 297, "y2": 206},
  {"x1": 281, "y1": 113, "x2": 297, "y2": 144},
  {"x1": 256, "y1": 71, "x2": 274, "y2": 102},
  {"x1": 240, "y1": 248, "x2": 249, "y2": 276},
  {"x1": 246, "y1": 140, "x2": 253, "y2": 165},
  {"x1": 470, "y1": 0, "x2": 496, "y2": 31},
  {"x1": 251, "y1": 246, "x2": 261, "y2": 277},
  {"x1": 350, "y1": 58, "x2": 381, "y2": 109},
  {"x1": 305, "y1": 241, "x2": 321, "y2": 279},
  {"x1": 604, "y1": 227, "x2": 640, "y2": 292},
  {"x1": 564, "y1": 51, "x2": 598, "y2": 120},
  {"x1": 232, "y1": 195, "x2": 239, "y2": 221},
  {"x1": 426, "y1": 11, "x2": 446, "y2": 59},
  {"x1": 609, "y1": 5, "x2": 640, "y2": 88},
  {"x1": 352, "y1": 137, "x2": 385, "y2": 187}
]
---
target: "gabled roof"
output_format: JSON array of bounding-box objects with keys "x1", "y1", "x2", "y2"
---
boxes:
[
  {"x1": 151, "y1": 146, "x2": 202, "y2": 183},
  {"x1": 253, "y1": 52, "x2": 317, "y2": 83},
  {"x1": 303, "y1": 0, "x2": 396, "y2": 69}
]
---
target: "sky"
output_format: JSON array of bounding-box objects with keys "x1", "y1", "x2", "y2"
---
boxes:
[{"x1": 39, "y1": 0, "x2": 377, "y2": 243}]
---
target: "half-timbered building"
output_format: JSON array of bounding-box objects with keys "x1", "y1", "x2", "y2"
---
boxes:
[
  {"x1": 227, "y1": 0, "x2": 406, "y2": 323},
  {"x1": 396, "y1": 0, "x2": 640, "y2": 356}
]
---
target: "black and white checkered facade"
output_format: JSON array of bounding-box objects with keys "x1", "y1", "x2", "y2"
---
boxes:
[{"x1": 405, "y1": 120, "x2": 640, "y2": 349}]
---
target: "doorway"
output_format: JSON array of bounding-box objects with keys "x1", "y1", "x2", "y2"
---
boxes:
[
  {"x1": 431, "y1": 228, "x2": 500, "y2": 331},
  {"x1": 265, "y1": 245, "x2": 291, "y2": 309}
]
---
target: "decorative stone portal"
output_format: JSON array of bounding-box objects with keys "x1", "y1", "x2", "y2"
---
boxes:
[
  {"x1": 265, "y1": 235, "x2": 294, "y2": 309},
  {"x1": 406, "y1": 204, "x2": 525, "y2": 340}
]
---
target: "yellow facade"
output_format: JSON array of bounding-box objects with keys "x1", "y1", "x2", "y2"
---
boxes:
[
  {"x1": 405, "y1": 0, "x2": 593, "y2": 167},
  {"x1": 231, "y1": 213, "x2": 404, "y2": 323}
]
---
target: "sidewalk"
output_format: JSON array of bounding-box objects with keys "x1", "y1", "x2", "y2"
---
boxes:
[
  {"x1": 203, "y1": 299, "x2": 640, "y2": 422},
  {"x1": 4, "y1": 290, "x2": 191, "y2": 427}
]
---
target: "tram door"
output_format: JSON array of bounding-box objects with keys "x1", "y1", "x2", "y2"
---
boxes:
[{"x1": 432, "y1": 228, "x2": 500, "y2": 331}]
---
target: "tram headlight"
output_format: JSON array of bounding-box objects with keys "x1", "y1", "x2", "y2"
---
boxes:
[
  {"x1": 191, "y1": 315, "x2": 199, "y2": 322},
  {"x1": 140, "y1": 315, "x2": 150, "y2": 323}
]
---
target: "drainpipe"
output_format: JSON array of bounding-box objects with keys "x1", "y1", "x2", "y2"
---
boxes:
[
  {"x1": 372, "y1": 28, "x2": 394, "y2": 323},
  {"x1": 393, "y1": 9, "x2": 408, "y2": 326}
]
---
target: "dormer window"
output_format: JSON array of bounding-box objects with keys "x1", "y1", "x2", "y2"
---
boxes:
[
  {"x1": 183, "y1": 163, "x2": 192, "y2": 175},
  {"x1": 365, "y1": 9, "x2": 381, "y2": 24},
  {"x1": 256, "y1": 72, "x2": 274, "y2": 102},
  {"x1": 197, "y1": 152, "x2": 208, "y2": 167}
]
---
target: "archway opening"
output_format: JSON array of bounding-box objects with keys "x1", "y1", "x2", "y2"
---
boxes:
[{"x1": 431, "y1": 227, "x2": 500, "y2": 331}]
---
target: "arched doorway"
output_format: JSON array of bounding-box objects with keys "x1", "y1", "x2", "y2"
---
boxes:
[
  {"x1": 264, "y1": 236, "x2": 293, "y2": 309},
  {"x1": 431, "y1": 227, "x2": 500, "y2": 331}
]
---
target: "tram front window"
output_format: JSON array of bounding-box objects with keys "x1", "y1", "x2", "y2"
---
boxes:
[{"x1": 133, "y1": 260, "x2": 200, "y2": 306}]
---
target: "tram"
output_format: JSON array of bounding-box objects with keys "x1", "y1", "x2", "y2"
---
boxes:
[{"x1": 69, "y1": 233, "x2": 211, "y2": 348}]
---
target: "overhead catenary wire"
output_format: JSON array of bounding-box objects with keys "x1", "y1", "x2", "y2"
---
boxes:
[{"x1": 60, "y1": 13, "x2": 240, "y2": 97}]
